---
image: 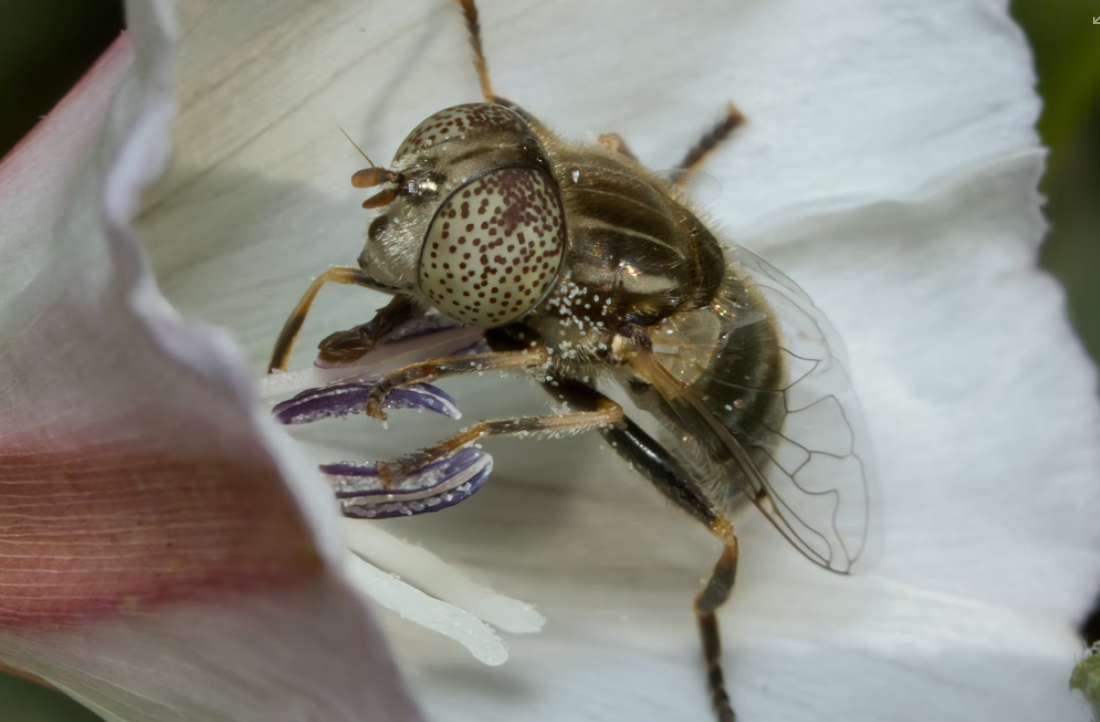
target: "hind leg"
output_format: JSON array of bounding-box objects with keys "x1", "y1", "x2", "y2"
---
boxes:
[
  {"x1": 673, "y1": 103, "x2": 746, "y2": 190},
  {"x1": 695, "y1": 527, "x2": 739, "y2": 722},
  {"x1": 550, "y1": 377, "x2": 741, "y2": 722}
]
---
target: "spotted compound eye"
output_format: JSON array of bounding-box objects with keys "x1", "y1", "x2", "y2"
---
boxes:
[{"x1": 420, "y1": 168, "x2": 566, "y2": 326}]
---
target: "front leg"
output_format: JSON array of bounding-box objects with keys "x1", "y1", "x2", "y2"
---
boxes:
[
  {"x1": 268, "y1": 266, "x2": 377, "y2": 372},
  {"x1": 316, "y1": 294, "x2": 427, "y2": 366},
  {"x1": 365, "y1": 347, "x2": 550, "y2": 420}
]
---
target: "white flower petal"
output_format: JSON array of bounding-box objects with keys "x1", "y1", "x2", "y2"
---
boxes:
[
  {"x1": 109, "y1": 0, "x2": 1098, "y2": 719},
  {"x1": 0, "y1": 1, "x2": 422, "y2": 719}
]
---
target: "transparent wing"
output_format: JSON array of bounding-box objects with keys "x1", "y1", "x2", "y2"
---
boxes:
[{"x1": 641, "y1": 244, "x2": 874, "y2": 574}]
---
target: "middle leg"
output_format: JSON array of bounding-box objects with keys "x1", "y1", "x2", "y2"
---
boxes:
[
  {"x1": 377, "y1": 395, "x2": 623, "y2": 482},
  {"x1": 364, "y1": 347, "x2": 550, "y2": 420}
]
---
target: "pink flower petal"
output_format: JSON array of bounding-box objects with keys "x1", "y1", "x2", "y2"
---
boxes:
[{"x1": 0, "y1": 2, "x2": 421, "y2": 720}]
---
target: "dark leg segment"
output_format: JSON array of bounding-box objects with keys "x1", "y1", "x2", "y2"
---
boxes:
[
  {"x1": 696, "y1": 537, "x2": 739, "y2": 722},
  {"x1": 674, "y1": 102, "x2": 746, "y2": 190},
  {"x1": 316, "y1": 294, "x2": 426, "y2": 366},
  {"x1": 551, "y1": 376, "x2": 740, "y2": 722}
]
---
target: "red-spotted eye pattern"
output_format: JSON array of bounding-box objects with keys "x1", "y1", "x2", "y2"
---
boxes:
[
  {"x1": 420, "y1": 168, "x2": 566, "y2": 326},
  {"x1": 393, "y1": 104, "x2": 528, "y2": 161}
]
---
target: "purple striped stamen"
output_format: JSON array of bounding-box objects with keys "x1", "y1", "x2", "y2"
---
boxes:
[
  {"x1": 321, "y1": 448, "x2": 492, "y2": 519},
  {"x1": 272, "y1": 381, "x2": 460, "y2": 425}
]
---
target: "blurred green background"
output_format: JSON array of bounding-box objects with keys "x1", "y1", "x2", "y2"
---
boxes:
[{"x1": 0, "y1": 1, "x2": 1097, "y2": 719}]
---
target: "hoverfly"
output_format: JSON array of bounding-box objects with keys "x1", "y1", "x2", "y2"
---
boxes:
[{"x1": 268, "y1": 1, "x2": 872, "y2": 719}]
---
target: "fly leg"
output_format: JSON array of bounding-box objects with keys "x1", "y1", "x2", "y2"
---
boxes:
[
  {"x1": 552, "y1": 375, "x2": 741, "y2": 722},
  {"x1": 268, "y1": 266, "x2": 378, "y2": 372},
  {"x1": 601, "y1": 103, "x2": 744, "y2": 188},
  {"x1": 376, "y1": 395, "x2": 623, "y2": 483},
  {"x1": 451, "y1": 0, "x2": 546, "y2": 129},
  {"x1": 695, "y1": 527, "x2": 739, "y2": 722},
  {"x1": 452, "y1": 0, "x2": 497, "y2": 102},
  {"x1": 315, "y1": 294, "x2": 426, "y2": 366},
  {"x1": 367, "y1": 347, "x2": 620, "y2": 482},
  {"x1": 673, "y1": 102, "x2": 746, "y2": 191},
  {"x1": 608, "y1": 413, "x2": 740, "y2": 722},
  {"x1": 364, "y1": 347, "x2": 550, "y2": 420}
]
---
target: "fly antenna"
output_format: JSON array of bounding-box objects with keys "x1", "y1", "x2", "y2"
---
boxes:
[
  {"x1": 339, "y1": 125, "x2": 401, "y2": 190},
  {"x1": 337, "y1": 124, "x2": 376, "y2": 168}
]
